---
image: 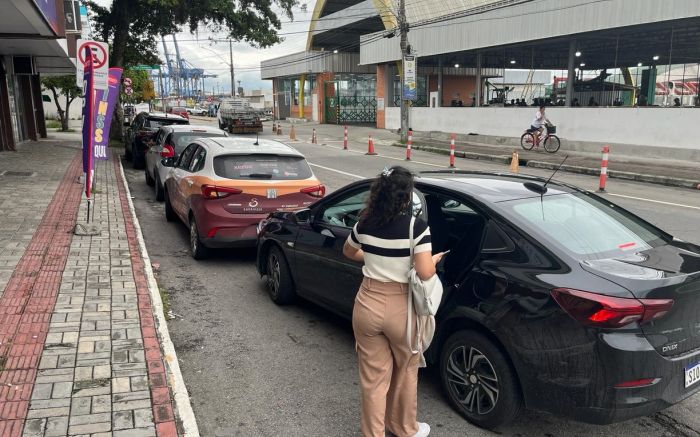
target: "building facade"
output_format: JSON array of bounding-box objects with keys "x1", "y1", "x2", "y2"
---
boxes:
[{"x1": 1, "y1": 0, "x2": 75, "y2": 151}]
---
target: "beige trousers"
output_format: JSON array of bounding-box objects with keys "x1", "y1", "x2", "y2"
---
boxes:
[{"x1": 352, "y1": 277, "x2": 420, "y2": 437}]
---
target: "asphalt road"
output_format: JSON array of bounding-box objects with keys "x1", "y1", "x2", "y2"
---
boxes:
[{"x1": 123, "y1": 120, "x2": 700, "y2": 437}]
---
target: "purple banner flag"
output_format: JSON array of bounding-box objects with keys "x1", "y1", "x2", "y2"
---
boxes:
[
  {"x1": 81, "y1": 46, "x2": 95, "y2": 199},
  {"x1": 92, "y1": 67, "x2": 123, "y2": 160}
]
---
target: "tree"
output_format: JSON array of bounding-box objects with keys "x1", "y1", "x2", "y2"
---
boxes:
[
  {"x1": 41, "y1": 76, "x2": 83, "y2": 131},
  {"x1": 84, "y1": 0, "x2": 296, "y2": 139},
  {"x1": 121, "y1": 69, "x2": 155, "y2": 102}
]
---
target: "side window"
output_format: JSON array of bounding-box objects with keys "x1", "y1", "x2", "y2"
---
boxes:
[
  {"x1": 189, "y1": 147, "x2": 206, "y2": 173},
  {"x1": 319, "y1": 187, "x2": 370, "y2": 228},
  {"x1": 177, "y1": 144, "x2": 198, "y2": 170}
]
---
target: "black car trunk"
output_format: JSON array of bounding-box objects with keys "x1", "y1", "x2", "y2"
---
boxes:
[{"x1": 581, "y1": 242, "x2": 700, "y2": 357}]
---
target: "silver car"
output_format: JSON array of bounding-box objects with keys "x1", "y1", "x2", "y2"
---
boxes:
[{"x1": 144, "y1": 125, "x2": 227, "y2": 201}]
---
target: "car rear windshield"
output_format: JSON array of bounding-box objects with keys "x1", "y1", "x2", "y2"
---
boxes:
[
  {"x1": 171, "y1": 132, "x2": 225, "y2": 154},
  {"x1": 146, "y1": 118, "x2": 188, "y2": 128},
  {"x1": 499, "y1": 192, "x2": 668, "y2": 260},
  {"x1": 213, "y1": 154, "x2": 312, "y2": 180}
]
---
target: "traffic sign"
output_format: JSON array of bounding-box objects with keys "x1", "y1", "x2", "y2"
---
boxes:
[
  {"x1": 124, "y1": 87, "x2": 133, "y2": 96},
  {"x1": 76, "y1": 39, "x2": 109, "y2": 90},
  {"x1": 123, "y1": 77, "x2": 132, "y2": 87},
  {"x1": 130, "y1": 64, "x2": 160, "y2": 71}
]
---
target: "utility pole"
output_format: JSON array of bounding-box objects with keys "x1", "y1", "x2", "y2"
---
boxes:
[
  {"x1": 399, "y1": 0, "x2": 409, "y2": 142},
  {"x1": 234, "y1": 39, "x2": 236, "y2": 97}
]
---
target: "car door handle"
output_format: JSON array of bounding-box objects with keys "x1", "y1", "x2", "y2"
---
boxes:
[{"x1": 320, "y1": 228, "x2": 335, "y2": 238}]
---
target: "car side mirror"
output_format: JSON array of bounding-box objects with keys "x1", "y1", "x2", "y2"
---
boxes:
[
  {"x1": 161, "y1": 158, "x2": 175, "y2": 167},
  {"x1": 293, "y1": 208, "x2": 312, "y2": 224}
]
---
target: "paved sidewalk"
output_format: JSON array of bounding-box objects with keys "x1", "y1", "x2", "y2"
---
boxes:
[{"x1": 0, "y1": 139, "x2": 194, "y2": 436}]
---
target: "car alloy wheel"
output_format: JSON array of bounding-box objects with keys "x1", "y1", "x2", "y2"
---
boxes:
[
  {"x1": 446, "y1": 345, "x2": 499, "y2": 415},
  {"x1": 189, "y1": 217, "x2": 209, "y2": 260},
  {"x1": 267, "y1": 253, "x2": 281, "y2": 299},
  {"x1": 440, "y1": 330, "x2": 522, "y2": 429},
  {"x1": 265, "y1": 246, "x2": 295, "y2": 304}
]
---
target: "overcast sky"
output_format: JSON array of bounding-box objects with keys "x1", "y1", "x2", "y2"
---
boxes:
[{"x1": 93, "y1": 0, "x2": 318, "y2": 94}]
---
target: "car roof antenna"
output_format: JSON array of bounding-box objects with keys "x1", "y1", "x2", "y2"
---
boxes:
[
  {"x1": 523, "y1": 154, "x2": 568, "y2": 195},
  {"x1": 543, "y1": 154, "x2": 568, "y2": 189}
]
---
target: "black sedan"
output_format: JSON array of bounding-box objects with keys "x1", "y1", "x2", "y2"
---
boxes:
[{"x1": 256, "y1": 170, "x2": 700, "y2": 429}]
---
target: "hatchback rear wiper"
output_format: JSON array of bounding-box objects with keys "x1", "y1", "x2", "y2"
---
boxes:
[{"x1": 246, "y1": 173, "x2": 273, "y2": 179}]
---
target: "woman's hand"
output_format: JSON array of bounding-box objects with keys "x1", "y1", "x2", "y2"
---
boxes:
[{"x1": 432, "y1": 252, "x2": 447, "y2": 265}]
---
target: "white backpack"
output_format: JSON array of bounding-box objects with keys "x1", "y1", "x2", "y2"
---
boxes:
[{"x1": 406, "y1": 216, "x2": 444, "y2": 360}]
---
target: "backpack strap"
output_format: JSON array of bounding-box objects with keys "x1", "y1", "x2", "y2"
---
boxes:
[{"x1": 407, "y1": 217, "x2": 420, "y2": 355}]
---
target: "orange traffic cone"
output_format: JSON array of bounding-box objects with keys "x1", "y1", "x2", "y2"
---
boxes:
[
  {"x1": 510, "y1": 150, "x2": 520, "y2": 173},
  {"x1": 366, "y1": 134, "x2": 377, "y2": 155},
  {"x1": 290, "y1": 125, "x2": 297, "y2": 141}
]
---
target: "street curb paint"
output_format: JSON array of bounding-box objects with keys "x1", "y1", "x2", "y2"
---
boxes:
[{"x1": 116, "y1": 158, "x2": 200, "y2": 437}]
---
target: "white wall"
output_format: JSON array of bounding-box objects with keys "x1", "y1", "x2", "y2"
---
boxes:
[
  {"x1": 43, "y1": 96, "x2": 84, "y2": 120},
  {"x1": 386, "y1": 107, "x2": 700, "y2": 151}
]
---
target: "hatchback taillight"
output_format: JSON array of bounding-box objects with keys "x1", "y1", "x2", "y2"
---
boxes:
[
  {"x1": 160, "y1": 144, "x2": 175, "y2": 158},
  {"x1": 201, "y1": 185, "x2": 242, "y2": 199},
  {"x1": 551, "y1": 288, "x2": 674, "y2": 328},
  {"x1": 300, "y1": 185, "x2": 326, "y2": 198}
]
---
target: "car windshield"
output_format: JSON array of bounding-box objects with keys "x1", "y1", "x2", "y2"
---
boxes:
[
  {"x1": 171, "y1": 132, "x2": 225, "y2": 154},
  {"x1": 147, "y1": 118, "x2": 188, "y2": 128},
  {"x1": 499, "y1": 192, "x2": 668, "y2": 260},
  {"x1": 213, "y1": 154, "x2": 312, "y2": 180}
]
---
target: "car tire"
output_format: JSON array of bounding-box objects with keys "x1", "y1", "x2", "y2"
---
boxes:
[
  {"x1": 154, "y1": 173, "x2": 165, "y2": 202},
  {"x1": 145, "y1": 167, "x2": 155, "y2": 187},
  {"x1": 440, "y1": 330, "x2": 522, "y2": 430},
  {"x1": 164, "y1": 189, "x2": 176, "y2": 222},
  {"x1": 189, "y1": 216, "x2": 209, "y2": 260},
  {"x1": 266, "y1": 246, "x2": 296, "y2": 305}
]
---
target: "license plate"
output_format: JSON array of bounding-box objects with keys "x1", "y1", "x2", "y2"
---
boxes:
[{"x1": 685, "y1": 362, "x2": 700, "y2": 388}]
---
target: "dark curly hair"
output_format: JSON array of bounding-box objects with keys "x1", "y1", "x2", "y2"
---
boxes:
[{"x1": 361, "y1": 166, "x2": 414, "y2": 228}]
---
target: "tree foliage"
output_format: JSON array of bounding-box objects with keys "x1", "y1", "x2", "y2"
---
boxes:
[
  {"x1": 83, "y1": 0, "x2": 296, "y2": 140},
  {"x1": 84, "y1": 0, "x2": 297, "y2": 68},
  {"x1": 121, "y1": 69, "x2": 155, "y2": 102},
  {"x1": 41, "y1": 76, "x2": 84, "y2": 131}
]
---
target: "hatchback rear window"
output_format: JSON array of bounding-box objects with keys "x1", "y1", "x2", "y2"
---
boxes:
[
  {"x1": 147, "y1": 118, "x2": 188, "y2": 128},
  {"x1": 213, "y1": 154, "x2": 312, "y2": 180},
  {"x1": 171, "y1": 132, "x2": 225, "y2": 154},
  {"x1": 500, "y1": 193, "x2": 667, "y2": 260}
]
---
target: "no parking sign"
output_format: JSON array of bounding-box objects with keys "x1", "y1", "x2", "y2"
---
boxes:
[{"x1": 76, "y1": 39, "x2": 109, "y2": 90}]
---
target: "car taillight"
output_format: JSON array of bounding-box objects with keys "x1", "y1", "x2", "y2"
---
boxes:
[
  {"x1": 551, "y1": 288, "x2": 674, "y2": 329},
  {"x1": 201, "y1": 185, "x2": 242, "y2": 199},
  {"x1": 160, "y1": 144, "x2": 175, "y2": 158},
  {"x1": 614, "y1": 378, "x2": 660, "y2": 388},
  {"x1": 300, "y1": 185, "x2": 326, "y2": 198}
]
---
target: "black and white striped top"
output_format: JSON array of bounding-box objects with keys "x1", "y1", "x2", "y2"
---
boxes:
[{"x1": 346, "y1": 214, "x2": 432, "y2": 283}]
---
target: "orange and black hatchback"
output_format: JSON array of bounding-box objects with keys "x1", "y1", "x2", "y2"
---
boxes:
[{"x1": 162, "y1": 137, "x2": 325, "y2": 259}]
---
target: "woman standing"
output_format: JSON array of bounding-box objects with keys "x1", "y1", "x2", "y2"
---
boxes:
[{"x1": 343, "y1": 166, "x2": 445, "y2": 437}]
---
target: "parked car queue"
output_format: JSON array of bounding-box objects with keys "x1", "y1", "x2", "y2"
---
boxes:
[{"x1": 130, "y1": 132, "x2": 700, "y2": 431}]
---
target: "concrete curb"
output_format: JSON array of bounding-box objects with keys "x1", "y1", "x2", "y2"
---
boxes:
[
  {"x1": 117, "y1": 160, "x2": 201, "y2": 437},
  {"x1": 392, "y1": 142, "x2": 700, "y2": 189}
]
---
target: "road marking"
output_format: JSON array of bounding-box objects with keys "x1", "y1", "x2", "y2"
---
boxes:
[
  {"x1": 607, "y1": 193, "x2": 700, "y2": 210},
  {"x1": 309, "y1": 163, "x2": 363, "y2": 179}
]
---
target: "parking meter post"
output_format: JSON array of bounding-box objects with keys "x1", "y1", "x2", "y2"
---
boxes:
[{"x1": 599, "y1": 146, "x2": 610, "y2": 192}]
